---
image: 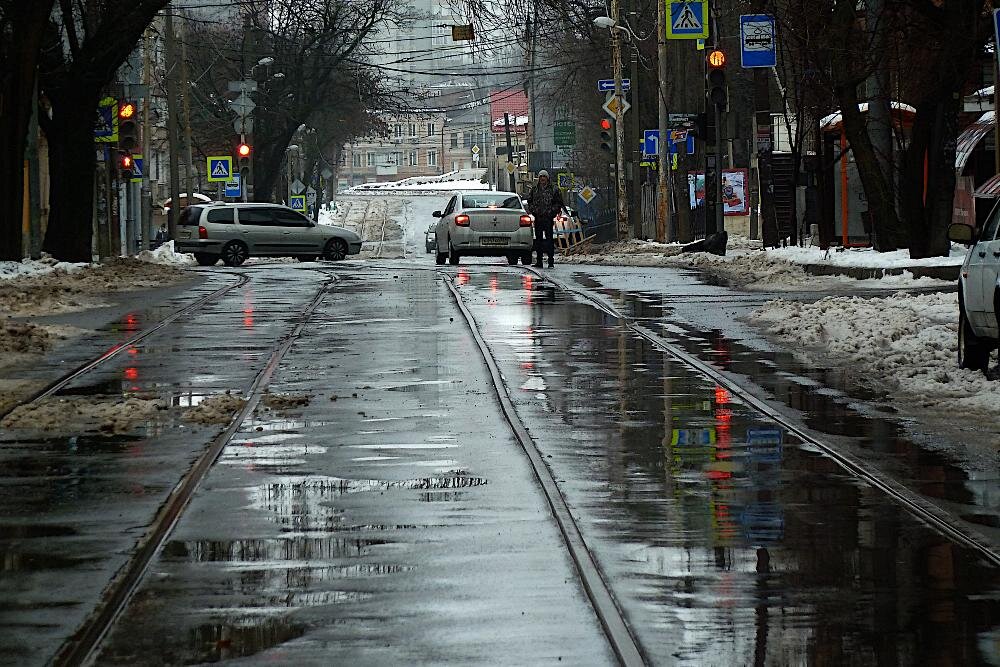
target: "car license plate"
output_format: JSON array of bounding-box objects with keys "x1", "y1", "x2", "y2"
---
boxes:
[{"x1": 480, "y1": 236, "x2": 508, "y2": 246}]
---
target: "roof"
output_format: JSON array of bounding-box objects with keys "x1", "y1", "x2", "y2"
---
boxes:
[
  {"x1": 974, "y1": 173, "x2": 1000, "y2": 198},
  {"x1": 956, "y1": 111, "x2": 995, "y2": 175},
  {"x1": 820, "y1": 102, "x2": 916, "y2": 131}
]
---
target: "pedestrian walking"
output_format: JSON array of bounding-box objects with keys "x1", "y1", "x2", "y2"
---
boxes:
[{"x1": 525, "y1": 170, "x2": 565, "y2": 268}]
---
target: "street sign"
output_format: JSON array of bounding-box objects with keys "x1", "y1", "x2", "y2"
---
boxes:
[
  {"x1": 557, "y1": 172, "x2": 573, "y2": 189},
  {"x1": 505, "y1": 161, "x2": 516, "y2": 175},
  {"x1": 290, "y1": 194, "x2": 306, "y2": 212},
  {"x1": 321, "y1": 167, "x2": 334, "y2": 180},
  {"x1": 130, "y1": 154, "x2": 144, "y2": 183},
  {"x1": 306, "y1": 186, "x2": 317, "y2": 205},
  {"x1": 666, "y1": 0, "x2": 708, "y2": 40},
  {"x1": 602, "y1": 94, "x2": 631, "y2": 119},
  {"x1": 578, "y1": 185, "x2": 597, "y2": 204},
  {"x1": 207, "y1": 155, "x2": 232, "y2": 182},
  {"x1": 230, "y1": 92, "x2": 256, "y2": 117},
  {"x1": 228, "y1": 80, "x2": 258, "y2": 93},
  {"x1": 94, "y1": 97, "x2": 119, "y2": 143},
  {"x1": 290, "y1": 179, "x2": 306, "y2": 194},
  {"x1": 740, "y1": 15, "x2": 777, "y2": 68},
  {"x1": 225, "y1": 175, "x2": 241, "y2": 198},
  {"x1": 643, "y1": 129, "x2": 694, "y2": 159},
  {"x1": 643, "y1": 129, "x2": 660, "y2": 156},
  {"x1": 554, "y1": 121, "x2": 576, "y2": 147},
  {"x1": 597, "y1": 78, "x2": 630, "y2": 92}
]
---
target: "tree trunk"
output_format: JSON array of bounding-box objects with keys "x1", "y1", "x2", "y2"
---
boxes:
[
  {"x1": 41, "y1": 85, "x2": 103, "y2": 262},
  {"x1": 253, "y1": 123, "x2": 299, "y2": 202}
]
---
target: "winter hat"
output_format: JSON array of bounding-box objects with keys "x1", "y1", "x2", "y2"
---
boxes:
[{"x1": 538, "y1": 170, "x2": 550, "y2": 179}]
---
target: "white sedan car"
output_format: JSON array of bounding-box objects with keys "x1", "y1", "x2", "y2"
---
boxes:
[
  {"x1": 433, "y1": 191, "x2": 535, "y2": 265},
  {"x1": 950, "y1": 216, "x2": 1000, "y2": 371}
]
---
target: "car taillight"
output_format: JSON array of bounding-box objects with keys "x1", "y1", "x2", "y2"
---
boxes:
[
  {"x1": 454, "y1": 214, "x2": 470, "y2": 226},
  {"x1": 519, "y1": 215, "x2": 533, "y2": 227},
  {"x1": 198, "y1": 225, "x2": 208, "y2": 239}
]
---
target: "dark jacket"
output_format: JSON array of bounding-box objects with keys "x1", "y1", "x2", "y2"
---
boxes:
[{"x1": 526, "y1": 183, "x2": 565, "y2": 225}]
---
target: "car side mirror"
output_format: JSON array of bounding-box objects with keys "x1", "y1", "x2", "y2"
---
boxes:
[
  {"x1": 947, "y1": 222, "x2": 975, "y2": 245},
  {"x1": 432, "y1": 211, "x2": 442, "y2": 218}
]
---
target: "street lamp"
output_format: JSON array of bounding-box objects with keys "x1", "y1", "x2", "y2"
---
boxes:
[{"x1": 594, "y1": 11, "x2": 629, "y2": 240}]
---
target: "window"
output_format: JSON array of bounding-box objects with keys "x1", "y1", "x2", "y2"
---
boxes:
[
  {"x1": 366, "y1": 152, "x2": 376, "y2": 167},
  {"x1": 274, "y1": 209, "x2": 311, "y2": 227},
  {"x1": 463, "y1": 131, "x2": 473, "y2": 147},
  {"x1": 427, "y1": 123, "x2": 436, "y2": 137},
  {"x1": 984, "y1": 207, "x2": 1000, "y2": 241},
  {"x1": 352, "y1": 153, "x2": 362, "y2": 168},
  {"x1": 462, "y1": 194, "x2": 522, "y2": 209},
  {"x1": 408, "y1": 123, "x2": 417, "y2": 137},
  {"x1": 427, "y1": 149, "x2": 437, "y2": 167},
  {"x1": 408, "y1": 150, "x2": 418, "y2": 166},
  {"x1": 451, "y1": 161, "x2": 458, "y2": 172},
  {"x1": 443, "y1": 196, "x2": 458, "y2": 216},
  {"x1": 238, "y1": 208, "x2": 277, "y2": 225},
  {"x1": 450, "y1": 132, "x2": 459, "y2": 149},
  {"x1": 178, "y1": 206, "x2": 204, "y2": 226},
  {"x1": 394, "y1": 124, "x2": 403, "y2": 139},
  {"x1": 206, "y1": 208, "x2": 235, "y2": 224}
]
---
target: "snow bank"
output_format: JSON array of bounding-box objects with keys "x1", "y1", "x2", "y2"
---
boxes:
[
  {"x1": 351, "y1": 178, "x2": 489, "y2": 192},
  {"x1": 135, "y1": 241, "x2": 195, "y2": 266},
  {"x1": 748, "y1": 292, "x2": 1000, "y2": 417},
  {"x1": 0, "y1": 256, "x2": 87, "y2": 281},
  {"x1": 765, "y1": 243, "x2": 966, "y2": 269},
  {"x1": 2, "y1": 396, "x2": 167, "y2": 433}
]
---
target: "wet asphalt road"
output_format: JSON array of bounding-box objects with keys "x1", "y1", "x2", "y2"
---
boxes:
[{"x1": 0, "y1": 253, "x2": 998, "y2": 665}]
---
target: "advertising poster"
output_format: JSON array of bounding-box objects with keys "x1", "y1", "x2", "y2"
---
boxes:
[
  {"x1": 688, "y1": 172, "x2": 705, "y2": 209},
  {"x1": 722, "y1": 169, "x2": 749, "y2": 216}
]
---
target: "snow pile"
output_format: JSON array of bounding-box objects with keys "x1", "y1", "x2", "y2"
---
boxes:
[
  {"x1": 0, "y1": 258, "x2": 187, "y2": 316},
  {"x1": 1, "y1": 396, "x2": 167, "y2": 433},
  {"x1": 766, "y1": 243, "x2": 966, "y2": 269},
  {"x1": 0, "y1": 256, "x2": 88, "y2": 282},
  {"x1": 183, "y1": 392, "x2": 247, "y2": 424},
  {"x1": 0, "y1": 321, "x2": 52, "y2": 355},
  {"x1": 748, "y1": 292, "x2": 1000, "y2": 416},
  {"x1": 135, "y1": 241, "x2": 195, "y2": 266},
  {"x1": 352, "y1": 178, "x2": 489, "y2": 192},
  {"x1": 261, "y1": 392, "x2": 311, "y2": 413}
]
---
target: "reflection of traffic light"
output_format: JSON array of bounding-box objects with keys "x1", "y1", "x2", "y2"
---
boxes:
[
  {"x1": 119, "y1": 101, "x2": 139, "y2": 151},
  {"x1": 706, "y1": 49, "x2": 727, "y2": 110},
  {"x1": 599, "y1": 117, "x2": 614, "y2": 153},
  {"x1": 119, "y1": 151, "x2": 134, "y2": 179}
]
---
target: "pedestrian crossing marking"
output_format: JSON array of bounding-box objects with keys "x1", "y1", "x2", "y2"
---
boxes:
[{"x1": 674, "y1": 4, "x2": 701, "y2": 30}]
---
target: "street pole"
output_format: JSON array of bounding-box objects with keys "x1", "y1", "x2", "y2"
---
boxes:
[
  {"x1": 164, "y1": 10, "x2": 181, "y2": 239},
  {"x1": 611, "y1": 0, "x2": 628, "y2": 240},
  {"x1": 656, "y1": 0, "x2": 669, "y2": 243},
  {"x1": 180, "y1": 12, "x2": 194, "y2": 203},
  {"x1": 504, "y1": 112, "x2": 516, "y2": 192},
  {"x1": 141, "y1": 28, "x2": 153, "y2": 251},
  {"x1": 629, "y1": 2, "x2": 642, "y2": 240}
]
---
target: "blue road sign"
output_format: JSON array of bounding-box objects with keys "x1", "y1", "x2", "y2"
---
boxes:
[
  {"x1": 642, "y1": 129, "x2": 694, "y2": 159},
  {"x1": 740, "y1": 15, "x2": 777, "y2": 68},
  {"x1": 598, "y1": 78, "x2": 630, "y2": 92},
  {"x1": 290, "y1": 195, "x2": 306, "y2": 212},
  {"x1": 667, "y1": 0, "x2": 708, "y2": 40},
  {"x1": 225, "y1": 174, "x2": 241, "y2": 198},
  {"x1": 206, "y1": 155, "x2": 232, "y2": 182},
  {"x1": 130, "y1": 155, "x2": 144, "y2": 183}
]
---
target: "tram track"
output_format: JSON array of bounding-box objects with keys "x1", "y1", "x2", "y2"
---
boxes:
[
  {"x1": 0, "y1": 271, "x2": 249, "y2": 421},
  {"x1": 52, "y1": 272, "x2": 339, "y2": 666}
]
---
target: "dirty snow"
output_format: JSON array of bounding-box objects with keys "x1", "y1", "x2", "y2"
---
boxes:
[
  {"x1": 748, "y1": 291, "x2": 1000, "y2": 429},
  {"x1": 261, "y1": 392, "x2": 311, "y2": 412},
  {"x1": 135, "y1": 241, "x2": 195, "y2": 266},
  {"x1": 1, "y1": 396, "x2": 166, "y2": 433},
  {"x1": 0, "y1": 256, "x2": 88, "y2": 281},
  {"x1": 183, "y1": 392, "x2": 247, "y2": 424},
  {"x1": 765, "y1": 243, "x2": 966, "y2": 269}
]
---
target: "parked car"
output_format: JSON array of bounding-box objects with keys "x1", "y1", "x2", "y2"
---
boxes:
[
  {"x1": 949, "y1": 216, "x2": 1000, "y2": 371},
  {"x1": 425, "y1": 223, "x2": 436, "y2": 254},
  {"x1": 175, "y1": 203, "x2": 362, "y2": 266},
  {"x1": 433, "y1": 191, "x2": 534, "y2": 266}
]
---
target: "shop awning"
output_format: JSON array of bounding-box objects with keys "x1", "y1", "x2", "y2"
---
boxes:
[{"x1": 956, "y1": 111, "x2": 995, "y2": 175}]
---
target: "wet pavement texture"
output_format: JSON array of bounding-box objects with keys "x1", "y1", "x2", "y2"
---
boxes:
[
  {"x1": 0, "y1": 258, "x2": 998, "y2": 665},
  {"x1": 95, "y1": 268, "x2": 611, "y2": 665},
  {"x1": 455, "y1": 268, "x2": 999, "y2": 665}
]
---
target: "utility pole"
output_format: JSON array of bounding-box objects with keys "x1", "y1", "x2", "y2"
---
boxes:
[
  {"x1": 656, "y1": 0, "x2": 669, "y2": 243},
  {"x1": 180, "y1": 12, "x2": 194, "y2": 203},
  {"x1": 504, "y1": 112, "x2": 516, "y2": 192},
  {"x1": 141, "y1": 28, "x2": 153, "y2": 251},
  {"x1": 611, "y1": 0, "x2": 629, "y2": 240},
  {"x1": 164, "y1": 10, "x2": 181, "y2": 238},
  {"x1": 629, "y1": 0, "x2": 642, "y2": 240},
  {"x1": 26, "y1": 77, "x2": 41, "y2": 259}
]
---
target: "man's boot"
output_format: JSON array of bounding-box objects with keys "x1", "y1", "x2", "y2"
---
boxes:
[
  {"x1": 533, "y1": 251, "x2": 543, "y2": 268},
  {"x1": 548, "y1": 256, "x2": 554, "y2": 268}
]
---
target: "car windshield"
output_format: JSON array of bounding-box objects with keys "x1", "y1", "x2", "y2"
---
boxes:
[{"x1": 462, "y1": 194, "x2": 522, "y2": 210}]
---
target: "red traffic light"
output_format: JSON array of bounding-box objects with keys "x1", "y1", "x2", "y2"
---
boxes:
[
  {"x1": 707, "y1": 49, "x2": 726, "y2": 68},
  {"x1": 119, "y1": 101, "x2": 137, "y2": 119},
  {"x1": 237, "y1": 143, "x2": 251, "y2": 157},
  {"x1": 600, "y1": 118, "x2": 613, "y2": 131}
]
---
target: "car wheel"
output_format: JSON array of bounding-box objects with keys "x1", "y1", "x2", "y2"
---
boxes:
[
  {"x1": 959, "y1": 308, "x2": 991, "y2": 372},
  {"x1": 323, "y1": 238, "x2": 348, "y2": 261},
  {"x1": 506, "y1": 254, "x2": 519, "y2": 265},
  {"x1": 220, "y1": 241, "x2": 248, "y2": 267},
  {"x1": 448, "y1": 245, "x2": 460, "y2": 265},
  {"x1": 435, "y1": 251, "x2": 447, "y2": 265},
  {"x1": 194, "y1": 253, "x2": 218, "y2": 266}
]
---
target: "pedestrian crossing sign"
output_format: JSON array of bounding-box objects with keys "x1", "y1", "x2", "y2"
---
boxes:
[
  {"x1": 290, "y1": 195, "x2": 306, "y2": 213},
  {"x1": 207, "y1": 155, "x2": 233, "y2": 182},
  {"x1": 667, "y1": 0, "x2": 708, "y2": 40},
  {"x1": 130, "y1": 154, "x2": 144, "y2": 183}
]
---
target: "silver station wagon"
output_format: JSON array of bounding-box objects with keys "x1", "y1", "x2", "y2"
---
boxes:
[
  {"x1": 433, "y1": 191, "x2": 535, "y2": 265},
  {"x1": 175, "y1": 203, "x2": 362, "y2": 266}
]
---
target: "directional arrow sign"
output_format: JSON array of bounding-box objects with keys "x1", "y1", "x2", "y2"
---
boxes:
[
  {"x1": 597, "y1": 79, "x2": 630, "y2": 92},
  {"x1": 602, "y1": 94, "x2": 631, "y2": 120}
]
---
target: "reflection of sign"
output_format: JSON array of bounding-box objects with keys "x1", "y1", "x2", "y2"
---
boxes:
[
  {"x1": 740, "y1": 15, "x2": 777, "y2": 68},
  {"x1": 722, "y1": 168, "x2": 750, "y2": 216},
  {"x1": 207, "y1": 156, "x2": 232, "y2": 182},
  {"x1": 131, "y1": 154, "x2": 144, "y2": 183},
  {"x1": 578, "y1": 185, "x2": 597, "y2": 204},
  {"x1": 747, "y1": 427, "x2": 783, "y2": 463},
  {"x1": 290, "y1": 195, "x2": 306, "y2": 212},
  {"x1": 667, "y1": 0, "x2": 708, "y2": 39},
  {"x1": 225, "y1": 175, "x2": 241, "y2": 198},
  {"x1": 554, "y1": 121, "x2": 576, "y2": 147},
  {"x1": 597, "y1": 78, "x2": 630, "y2": 92},
  {"x1": 671, "y1": 428, "x2": 716, "y2": 446},
  {"x1": 94, "y1": 97, "x2": 119, "y2": 143}
]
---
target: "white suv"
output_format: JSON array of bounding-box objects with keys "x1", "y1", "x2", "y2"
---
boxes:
[
  {"x1": 950, "y1": 215, "x2": 1000, "y2": 371},
  {"x1": 175, "y1": 203, "x2": 362, "y2": 266}
]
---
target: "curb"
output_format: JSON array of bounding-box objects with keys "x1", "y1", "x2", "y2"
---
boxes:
[{"x1": 797, "y1": 262, "x2": 960, "y2": 281}]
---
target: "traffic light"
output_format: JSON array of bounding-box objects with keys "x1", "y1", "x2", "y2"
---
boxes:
[
  {"x1": 236, "y1": 141, "x2": 251, "y2": 183},
  {"x1": 118, "y1": 101, "x2": 139, "y2": 151},
  {"x1": 599, "y1": 117, "x2": 614, "y2": 153},
  {"x1": 118, "y1": 151, "x2": 134, "y2": 179},
  {"x1": 706, "y1": 49, "x2": 728, "y2": 110}
]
